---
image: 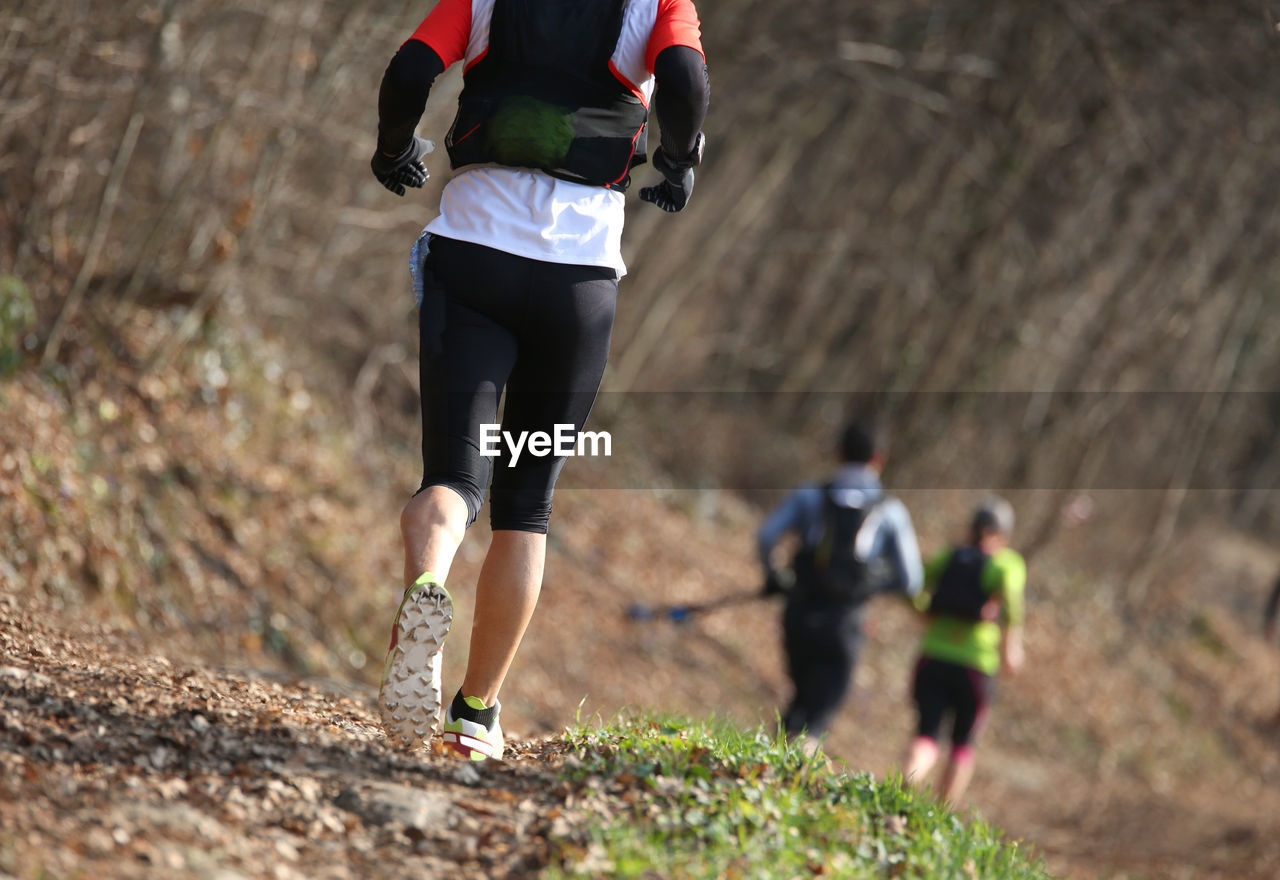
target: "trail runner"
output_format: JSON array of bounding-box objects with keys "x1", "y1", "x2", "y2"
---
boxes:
[
  {"x1": 758, "y1": 419, "x2": 924, "y2": 752},
  {"x1": 371, "y1": 0, "x2": 710, "y2": 760},
  {"x1": 903, "y1": 497, "x2": 1026, "y2": 803}
]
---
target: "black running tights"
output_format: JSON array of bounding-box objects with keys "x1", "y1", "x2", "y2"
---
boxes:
[{"x1": 416, "y1": 236, "x2": 617, "y2": 533}]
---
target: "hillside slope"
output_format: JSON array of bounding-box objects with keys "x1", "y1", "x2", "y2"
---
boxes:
[
  {"x1": 4, "y1": 325, "x2": 1280, "y2": 877},
  {"x1": 3, "y1": 1, "x2": 1280, "y2": 877},
  {"x1": 5, "y1": 1, "x2": 1278, "y2": 515}
]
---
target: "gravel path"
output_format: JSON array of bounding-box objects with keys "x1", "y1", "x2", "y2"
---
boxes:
[{"x1": 0, "y1": 593, "x2": 578, "y2": 880}]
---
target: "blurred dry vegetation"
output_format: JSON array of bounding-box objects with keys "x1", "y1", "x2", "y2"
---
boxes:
[{"x1": 2, "y1": 0, "x2": 1280, "y2": 876}]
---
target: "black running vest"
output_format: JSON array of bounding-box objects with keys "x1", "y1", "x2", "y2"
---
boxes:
[
  {"x1": 927, "y1": 546, "x2": 992, "y2": 621},
  {"x1": 445, "y1": 0, "x2": 650, "y2": 190},
  {"x1": 790, "y1": 486, "x2": 883, "y2": 606}
]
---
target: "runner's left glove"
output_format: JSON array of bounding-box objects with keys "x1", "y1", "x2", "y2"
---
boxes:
[
  {"x1": 640, "y1": 131, "x2": 705, "y2": 213},
  {"x1": 371, "y1": 136, "x2": 433, "y2": 197}
]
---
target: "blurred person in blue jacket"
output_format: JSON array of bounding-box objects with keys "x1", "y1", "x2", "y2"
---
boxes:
[{"x1": 758, "y1": 418, "x2": 923, "y2": 751}]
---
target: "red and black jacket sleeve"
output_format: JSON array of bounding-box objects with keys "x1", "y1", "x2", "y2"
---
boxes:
[
  {"x1": 376, "y1": 0, "x2": 472, "y2": 156},
  {"x1": 648, "y1": 0, "x2": 709, "y2": 162},
  {"x1": 652, "y1": 47, "x2": 709, "y2": 162}
]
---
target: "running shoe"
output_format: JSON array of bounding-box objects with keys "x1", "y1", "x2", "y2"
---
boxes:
[
  {"x1": 442, "y1": 690, "x2": 503, "y2": 761},
  {"x1": 378, "y1": 573, "x2": 453, "y2": 749}
]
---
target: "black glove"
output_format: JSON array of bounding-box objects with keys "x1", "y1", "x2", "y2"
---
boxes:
[
  {"x1": 371, "y1": 136, "x2": 432, "y2": 197},
  {"x1": 639, "y1": 132, "x2": 704, "y2": 213}
]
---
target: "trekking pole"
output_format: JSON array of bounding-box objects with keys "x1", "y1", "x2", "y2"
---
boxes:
[{"x1": 626, "y1": 590, "x2": 770, "y2": 624}]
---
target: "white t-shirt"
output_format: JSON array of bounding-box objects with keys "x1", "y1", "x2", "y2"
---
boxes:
[{"x1": 427, "y1": 167, "x2": 629, "y2": 274}]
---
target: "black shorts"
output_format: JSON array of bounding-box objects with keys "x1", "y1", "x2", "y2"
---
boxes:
[
  {"x1": 781, "y1": 596, "x2": 866, "y2": 738},
  {"x1": 911, "y1": 656, "x2": 993, "y2": 748},
  {"x1": 416, "y1": 236, "x2": 618, "y2": 533}
]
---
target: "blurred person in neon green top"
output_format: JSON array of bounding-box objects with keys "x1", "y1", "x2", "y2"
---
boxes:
[{"x1": 903, "y1": 497, "x2": 1025, "y2": 804}]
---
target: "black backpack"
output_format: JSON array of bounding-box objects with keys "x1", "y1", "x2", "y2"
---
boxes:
[
  {"x1": 926, "y1": 546, "x2": 992, "y2": 620},
  {"x1": 791, "y1": 484, "x2": 885, "y2": 605}
]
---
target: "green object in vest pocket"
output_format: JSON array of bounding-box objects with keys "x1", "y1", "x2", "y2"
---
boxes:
[{"x1": 485, "y1": 96, "x2": 575, "y2": 167}]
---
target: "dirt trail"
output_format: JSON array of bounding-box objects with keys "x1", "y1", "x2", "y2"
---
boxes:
[
  {"x1": 0, "y1": 593, "x2": 576, "y2": 880},
  {"x1": 5, "y1": 560, "x2": 1280, "y2": 880}
]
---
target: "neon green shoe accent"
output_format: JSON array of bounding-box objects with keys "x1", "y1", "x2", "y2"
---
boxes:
[{"x1": 443, "y1": 700, "x2": 503, "y2": 761}]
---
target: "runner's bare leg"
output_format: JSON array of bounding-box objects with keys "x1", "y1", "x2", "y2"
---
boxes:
[
  {"x1": 904, "y1": 736, "x2": 940, "y2": 788},
  {"x1": 941, "y1": 746, "x2": 976, "y2": 804},
  {"x1": 460, "y1": 530, "x2": 545, "y2": 705},
  {"x1": 400, "y1": 486, "x2": 469, "y2": 588}
]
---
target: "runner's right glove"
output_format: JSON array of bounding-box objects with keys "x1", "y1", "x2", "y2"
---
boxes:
[
  {"x1": 640, "y1": 132, "x2": 705, "y2": 213},
  {"x1": 371, "y1": 136, "x2": 433, "y2": 197}
]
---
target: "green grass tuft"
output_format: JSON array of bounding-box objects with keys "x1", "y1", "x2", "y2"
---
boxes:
[{"x1": 548, "y1": 713, "x2": 1051, "y2": 879}]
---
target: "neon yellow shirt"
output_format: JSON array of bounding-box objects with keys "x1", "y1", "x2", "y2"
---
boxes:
[{"x1": 915, "y1": 546, "x2": 1026, "y2": 676}]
